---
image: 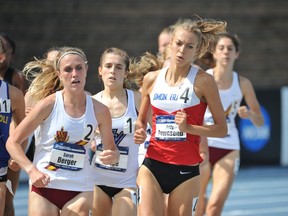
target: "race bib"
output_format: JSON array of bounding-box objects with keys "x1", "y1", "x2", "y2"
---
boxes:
[
  {"x1": 0, "y1": 99, "x2": 11, "y2": 113},
  {"x1": 95, "y1": 144, "x2": 129, "y2": 172},
  {"x1": 49, "y1": 142, "x2": 86, "y2": 171},
  {"x1": 155, "y1": 115, "x2": 186, "y2": 141}
]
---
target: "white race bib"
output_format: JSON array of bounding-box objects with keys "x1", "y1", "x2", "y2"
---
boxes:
[
  {"x1": 155, "y1": 115, "x2": 186, "y2": 141},
  {"x1": 49, "y1": 142, "x2": 85, "y2": 171},
  {"x1": 95, "y1": 144, "x2": 129, "y2": 172}
]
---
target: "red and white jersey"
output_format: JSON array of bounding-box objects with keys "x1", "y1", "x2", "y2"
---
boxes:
[
  {"x1": 147, "y1": 66, "x2": 207, "y2": 165},
  {"x1": 204, "y1": 69, "x2": 243, "y2": 150}
]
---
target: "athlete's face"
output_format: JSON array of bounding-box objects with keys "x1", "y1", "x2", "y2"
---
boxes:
[
  {"x1": 0, "y1": 47, "x2": 13, "y2": 71},
  {"x1": 58, "y1": 54, "x2": 88, "y2": 91},
  {"x1": 170, "y1": 28, "x2": 199, "y2": 66},
  {"x1": 99, "y1": 53, "x2": 127, "y2": 90},
  {"x1": 213, "y1": 37, "x2": 239, "y2": 67},
  {"x1": 158, "y1": 32, "x2": 171, "y2": 55}
]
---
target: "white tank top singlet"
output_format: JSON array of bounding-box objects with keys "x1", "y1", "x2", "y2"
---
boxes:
[
  {"x1": 204, "y1": 69, "x2": 243, "y2": 150},
  {"x1": 93, "y1": 89, "x2": 139, "y2": 188},
  {"x1": 33, "y1": 91, "x2": 97, "y2": 191}
]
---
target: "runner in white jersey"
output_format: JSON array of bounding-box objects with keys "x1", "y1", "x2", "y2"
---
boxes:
[
  {"x1": 34, "y1": 91, "x2": 97, "y2": 190},
  {"x1": 196, "y1": 33, "x2": 264, "y2": 216},
  {"x1": 93, "y1": 89, "x2": 139, "y2": 186},
  {"x1": 91, "y1": 47, "x2": 141, "y2": 216},
  {"x1": 6, "y1": 47, "x2": 119, "y2": 216},
  {"x1": 204, "y1": 70, "x2": 243, "y2": 150}
]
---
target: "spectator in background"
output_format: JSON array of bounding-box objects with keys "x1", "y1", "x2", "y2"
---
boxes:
[
  {"x1": 134, "y1": 17, "x2": 227, "y2": 216},
  {"x1": 196, "y1": 33, "x2": 264, "y2": 216}
]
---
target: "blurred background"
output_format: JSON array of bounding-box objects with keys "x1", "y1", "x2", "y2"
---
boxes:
[{"x1": 1, "y1": 0, "x2": 288, "y2": 167}]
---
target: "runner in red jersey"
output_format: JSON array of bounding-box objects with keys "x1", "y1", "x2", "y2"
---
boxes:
[{"x1": 134, "y1": 17, "x2": 227, "y2": 216}]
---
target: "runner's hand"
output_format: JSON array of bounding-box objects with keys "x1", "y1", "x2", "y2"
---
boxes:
[{"x1": 134, "y1": 128, "x2": 147, "y2": 144}]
